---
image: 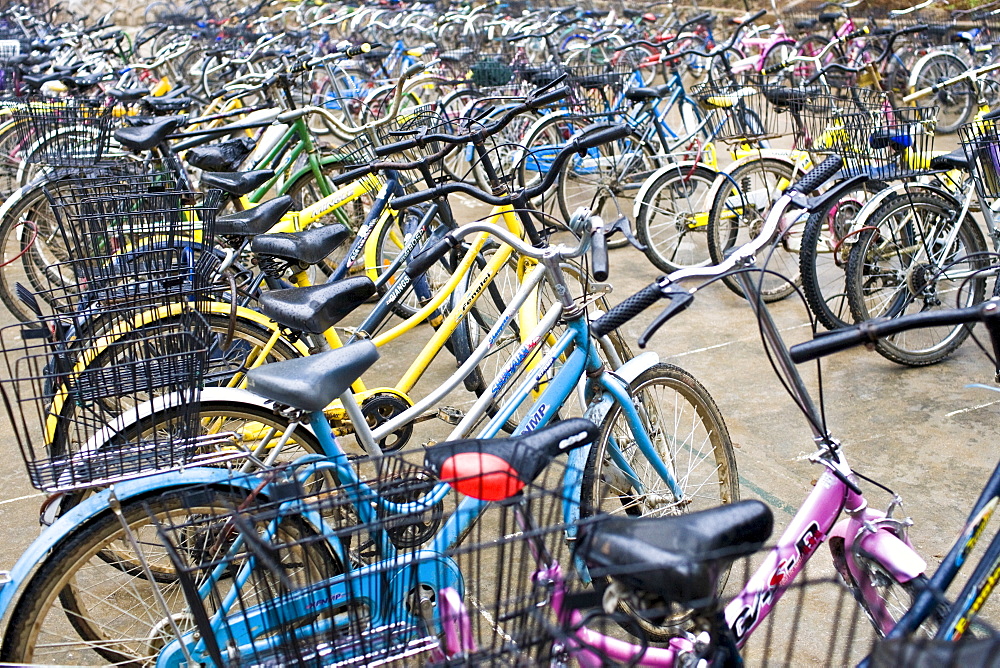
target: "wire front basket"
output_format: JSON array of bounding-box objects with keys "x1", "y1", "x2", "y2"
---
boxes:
[
  {"x1": 0, "y1": 309, "x2": 241, "y2": 493},
  {"x1": 9, "y1": 97, "x2": 117, "y2": 166},
  {"x1": 691, "y1": 80, "x2": 794, "y2": 143},
  {"x1": 43, "y1": 187, "x2": 222, "y2": 306},
  {"x1": 141, "y1": 445, "x2": 587, "y2": 666},
  {"x1": 125, "y1": 440, "x2": 909, "y2": 667},
  {"x1": 832, "y1": 106, "x2": 939, "y2": 181},
  {"x1": 774, "y1": 87, "x2": 888, "y2": 152},
  {"x1": 960, "y1": 118, "x2": 1000, "y2": 200}
]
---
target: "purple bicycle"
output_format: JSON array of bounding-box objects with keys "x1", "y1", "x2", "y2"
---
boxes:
[{"x1": 432, "y1": 155, "x2": 940, "y2": 665}]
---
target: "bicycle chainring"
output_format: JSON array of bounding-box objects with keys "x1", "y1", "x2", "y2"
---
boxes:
[{"x1": 358, "y1": 393, "x2": 413, "y2": 451}]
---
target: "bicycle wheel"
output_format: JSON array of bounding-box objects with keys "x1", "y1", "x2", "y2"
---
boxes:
[
  {"x1": 845, "y1": 193, "x2": 987, "y2": 366},
  {"x1": 515, "y1": 113, "x2": 575, "y2": 221},
  {"x1": 556, "y1": 125, "x2": 658, "y2": 242},
  {"x1": 0, "y1": 118, "x2": 24, "y2": 198},
  {"x1": 761, "y1": 39, "x2": 797, "y2": 85},
  {"x1": 579, "y1": 363, "x2": 738, "y2": 638},
  {"x1": 792, "y1": 33, "x2": 830, "y2": 86},
  {"x1": 840, "y1": 553, "x2": 942, "y2": 638},
  {"x1": 0, "y1": 180, "x2": 70, "y2": 321},
  {"x1": 907, "y1": 51, "x2": 974, "y2": 134},
  {"x1": 635, "y1": 164, "x2": 717, "y2": 272},
  {"x1": 798, "y1": 181, "x2": 875, "y2": 329},
  {"x1": 0, "y1": 486, "x2": 333, "y2": 666},
  {"x1": 706, "y1": 157, "x2": 803, "y2": 301}
]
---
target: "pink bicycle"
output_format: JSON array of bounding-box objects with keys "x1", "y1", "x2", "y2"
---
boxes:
[{"x1": 432, "y1": 155, "x2": 939, "y2": 665}]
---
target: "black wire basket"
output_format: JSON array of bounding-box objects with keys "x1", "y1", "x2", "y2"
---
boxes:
[
  {"x1": 0, "y1": 309, "x2": 240, "y2": 493},
  {"x1": 959, "y1": 118, "x2": 1000, "y2": 200},
  {"x1": 767, "y1": 86, "x2": 888, "y2": 153},
  {"x1": 43, "y1": 187, "x2": 222, "y2": 292},
  {"x1": 691, "y1": 79, "x2": 795, "y2": 143},
  {"x1": 832, "y1": 106, "x2": 939, "y2": 181},
  {"x1": 9, "y1": 97, "x2": 117, "y2": 166},
  {"x1": 142, "y1": 444, "x2": 592, "y2": 666}
]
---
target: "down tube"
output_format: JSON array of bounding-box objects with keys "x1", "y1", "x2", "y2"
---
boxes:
[{"x1": 724, "y1": 469, "x2": 848, "y2": 646}]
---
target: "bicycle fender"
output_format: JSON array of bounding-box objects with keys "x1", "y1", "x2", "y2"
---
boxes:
[
  {"x1": 831, "y1": 515, "x2": 926, "y2": 582},
  {"x1": 632, "y1": 161, "x2": 711, "y2": 220},
  {"x1": 564, "y1": 351, "x2": 661, "y2": 531},
  {"x1": 0, "y1": 468, "x2": 262, "y2": 627},
  {"x1": 845, "y1": 182, "x2": 962, "y2": 237}
]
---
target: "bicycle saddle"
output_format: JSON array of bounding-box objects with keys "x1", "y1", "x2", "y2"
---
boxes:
[
  {"x1": 424, "y1": 418, "x2": 599, "y2": 501},
  {"x1": 624, "y1": 83, "x2": 672, "y2": 103},
  {"x1": 216, "y1": 195, "x2": 294, "y2": 237},
  {"x1": 818, "y1": 11, "x2": 842, "y2": 23},
  {"x1": 762, "y1": 86, "x2": 816, "y2": 110},
  {"x1": 114, "y1": 116, "x2": 183, "y2": 152},
  {"x1": 252, "y1": 224, "x2": 351, "y2": 265},
  {"x1": 929, "y1": 147, "x2": 970, "y2": 172},
  {"x1": 21, "y1": 71, "x2": 65, "y2": 88},
  {"x1": 106, "y1": 86, "x2": 149, "y2": 102},
  {"x1": 577, "y1": 500, "x2": 773, "y2": 609},
  {"x1": 258, "y1": 276, "x2": 376, "y2": 334},
  {"x1": 246, "y1": 340, "x2": 379, "y2": 412},
  {"x1": 794, "y1": 17, "x2": 819, "y2": 30},
  {"x1": 201, "y1": 170, "x2": 274, "y2": 197}
]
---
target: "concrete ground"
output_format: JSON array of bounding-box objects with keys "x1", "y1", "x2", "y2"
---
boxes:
[{"x1": 0, "y1": 200, "x2": 997, "y2": 664}]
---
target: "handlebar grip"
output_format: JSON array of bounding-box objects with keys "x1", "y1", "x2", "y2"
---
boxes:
[
  {"x1": 789, "y1": 154, "x2": 843, "y2": 194},
  {"x1": 405, "y1": 236, "x2": 457, "y2": 278},
  {"x1": 789, "y1": 327, "x2": 873, "y2": 363},
  {"x1": 745, "y1": 9, "x2": 767, "y2": 22},
  {"x1": 591, "y1": 228, "x2": 609, "y2": 282},
  {"x1": 591, "y1": 282, "x2": 662, "y2": 338},
  {"x1": 331, "y1": 164, "x2": 375, "y2": 187},
  {"x1": 576, "y1": 124, "x2": 632, "y2": 152},
  {"x1": 529, "y1": 83, "x2": 570, "y2": 108},
  {"x1": 344, "y1": 43, "x2": 371, "y2": 58},
  {"x1": 845, "y1": 26, "x2": 870, "y2": 40},
  {"x1": 404, "y1": 61, "x2": 426, "y2": 78}
]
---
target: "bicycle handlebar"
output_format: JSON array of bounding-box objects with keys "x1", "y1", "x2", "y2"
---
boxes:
[
  {"x1": 615, "y1": 8, "x2": 764, "y2": 56},
  {"x1": 391, "y1": 124, "x2": 630, "y2": 214},
  {"x1": 789, "y1": 301, "x2": 996, "y2": 363},
  {"x1": 372, "y1": 77, "x2": 569, "y2": 158},
  {"x1": 802, "y1": 24, "x2": 927, "y2": 86}
]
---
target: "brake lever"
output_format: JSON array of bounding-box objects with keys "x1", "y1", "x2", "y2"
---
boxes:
[
  {"x1": 605, "y1": 215, "x2": 647, "y2": 252},
  {"x1": 638, "y1": 291, "x2": 694, "y2": 348}
]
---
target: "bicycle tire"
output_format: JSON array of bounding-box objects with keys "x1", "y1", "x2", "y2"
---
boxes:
[
  {"x1": 798, "y1": 180, "x2": 876, "y2": 330},
  {"x1": 0, "y1": 179, "x2": 70, "y2": 321},
  {"x1": 579, "y1": 362, "x2": 737, "y2": 639},
  {"x1": 845, "y1": 192, "x2": 987, "y2": 366},
  {"x1": 706, "y1": 157, "x2": 803, "y2": 301},
  {"x1": 635, "y1": 164, "x2": 717, "y2": 272},
  {"x1": 0, "y1": 486, "x2": 333, "y2": 665},
  {"x1": 907, "y1": 51, "x2": 975, "y2": 134}
]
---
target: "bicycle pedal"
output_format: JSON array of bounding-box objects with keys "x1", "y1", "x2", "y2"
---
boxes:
[{"x1": 436, "y1": 406, "x2": 464, "y2": 425}]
